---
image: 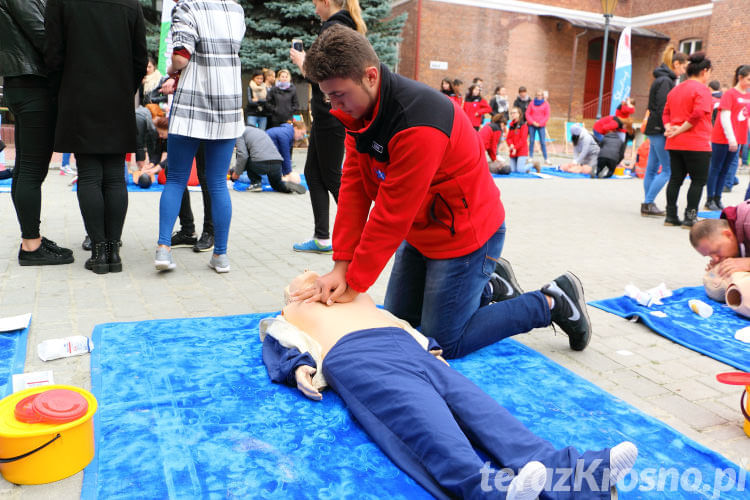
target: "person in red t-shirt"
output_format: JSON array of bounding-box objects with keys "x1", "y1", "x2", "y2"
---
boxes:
[
  {"x1": 705, "y1": 65, "x2": 750, "y2": 211},
  {"x1": 290, "y1": 25, "x2": 593, "y2": 359},
  {"x1": 506, "y1": 107, "x2": 530, "y2": 172},
  {"x1": 662, "y1": 52, "x2": 713, "y2": 228}
]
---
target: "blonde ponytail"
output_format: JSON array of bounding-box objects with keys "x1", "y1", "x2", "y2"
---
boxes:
[{"x1": 331, "y1": 0, "x2": 367, "y2": 34}]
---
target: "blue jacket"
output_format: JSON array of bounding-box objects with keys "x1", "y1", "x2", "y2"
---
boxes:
[{"x1": 266, "y1": 123, "x2": 294, "y2": 175}]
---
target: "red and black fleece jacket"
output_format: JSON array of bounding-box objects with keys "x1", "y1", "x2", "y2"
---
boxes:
[{"x1": 330, "y1": 64, "x2": 505, "y2": 293}]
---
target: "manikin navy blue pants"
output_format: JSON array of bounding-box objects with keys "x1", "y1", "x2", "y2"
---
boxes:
[{"x1": 323, "y1": 328, "x2": 613, "y2": 500}]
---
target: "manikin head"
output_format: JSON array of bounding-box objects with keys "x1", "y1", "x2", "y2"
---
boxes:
[
  {"x1": 304, "y1": 25, "x2": 380, "y2": 120},
  {"x1": 690, "y1": 219, "x2": 740, "y2": 265},
  {"x1": 284, "y1": 270, "x2": 319, "y2": 305}
]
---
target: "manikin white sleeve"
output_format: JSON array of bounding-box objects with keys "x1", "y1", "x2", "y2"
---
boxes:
[{"x1": 720, "y1": 109, "x2": 737, "y2": 144}]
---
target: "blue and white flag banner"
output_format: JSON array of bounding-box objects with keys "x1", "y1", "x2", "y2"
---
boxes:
[{"x1": 609, "y1": 26, "x2": 632, "y2": 116}]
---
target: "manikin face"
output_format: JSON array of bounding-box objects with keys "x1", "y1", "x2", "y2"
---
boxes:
[
  {"x1": 319, "y1": 67, "x2": 379, "y2": 120},
  {"x1": 696, "y1": 231, "x2": 739, "y2": 265}
]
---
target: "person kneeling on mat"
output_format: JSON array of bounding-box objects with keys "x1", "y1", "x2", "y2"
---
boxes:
[
  {"x1": 262, "y1": 270, "x2": 638, "y2": 500},
  {"x1": 234, "y1": 124, "x2": 307, "y2": 194}
]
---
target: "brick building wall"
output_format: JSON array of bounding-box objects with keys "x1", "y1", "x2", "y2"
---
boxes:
[
  {"x1": 705, "y1": 0, "x2": 750, "y2": 88},
  {"x1": 628, "y1": 0, "x2": 706, "y2": 17}
]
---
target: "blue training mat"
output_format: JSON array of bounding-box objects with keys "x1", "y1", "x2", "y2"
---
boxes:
[
  {"x1": 233, "y1": 173, "x2": 309, "y2": 193},
  {"x1": 82, "y1": 313, "x2": 746, "y2": 499},
  {"x1": 540, "y1": 166, "x2": 590, "y2": 178},
  {"x1": 699, "y1": 210, "x2": 721, "y2": 219},
  {"x1": 0, "y1": 176, "x2": 11, "y2": 192},
  {"x1": 590, "y1": 286, "x2": 750, "y2": 373},
  {"x1": 0, "y1": 319, "x2": 30, "y2": 397},
  {"x1": 492, "y1": 171, "x2": 541, "y2": 179}
]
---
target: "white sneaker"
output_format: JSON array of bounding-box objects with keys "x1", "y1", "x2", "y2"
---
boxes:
[
  {"x1": 507, "y1": 461, "x2": 546, "y2": 500},
  {"x1": 154, "y1": 247, "x2": 176, "y2": 271},
  {"x1": 544, "y1": 158, "x2": 552, "y2": 165},
  {"x1": 208, "y1": 254, "x2": 230, "y2": 273},
  {"x1": 609, "y1": 441, "x2": 638, "y2": 485}
]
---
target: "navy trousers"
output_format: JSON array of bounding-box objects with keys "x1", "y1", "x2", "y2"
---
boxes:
[{"x1": 322, "y1": 327, "x2": 612, "y2": 499}]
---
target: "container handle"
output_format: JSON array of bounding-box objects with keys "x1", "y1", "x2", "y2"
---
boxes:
[
  {"x1": 0, "y1": 433, "x2": 61, "y2": 463},
  {"x1": 742, "y1": 390, "x2": 749, "y2": 424}
]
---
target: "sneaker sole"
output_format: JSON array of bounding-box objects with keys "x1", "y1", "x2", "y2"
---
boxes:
[
  {"x1": 559, "y1": 271, "x2": 591, "y2": 351},
  {"x1": 292, "y1": 247, "x2": 333, "y2": 254},
  {"x1": 193, "y1": 245, "x2": 214, "y2": 253},
  {"x1": 19, "y1": 258, "x2": 75, "y2": 266},
  {"x1": 155, "y1": 260, "x2": 176, "y2": 271},
  {"x1": 171, "y1": 242, "x2": 197, "y2": 248},
  {"x1": 208, "y1": 263, "x2": 230, "y2": 273}
]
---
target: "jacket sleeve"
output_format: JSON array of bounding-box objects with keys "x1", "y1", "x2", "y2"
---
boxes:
[
  {"x1": 43, "y1": 0, "x2": 64, "y2": 91},
  {"x1": 131, "y1": 2, "x2": 148, "y2": 93},
  {"x1": 262, "y1": 335, "x2": 316, "y2": 387},
  {"x1": 487, "y1": 130, "x2": 498, "y2": 162},
  {"x1": 652, "y1": 79, "x2": 671, "y2": 119},
  {"x1": 525, "y1": 105, "x2": 533, "y2": 124},
  {"x1": 342, "y1": 127, "x2": 448, "y2": 292},
  {"x1": 270, "y1": 129, "x2": 292, "y2": 173},
  {"x1": 332, "y1": 134, "x2": 371, "y2": 262},
  {"x1": 8, "y1": 0, "x2": 47, "y2": 56},
  {"x1": 479, "y1": 99, "x2": 492, "y2": 116},
  {"x1": 540, "y1": 102, "x2": 551, "y2": 126},
  {"x1": 234, "y1": 133, "x2": 249, "y2": 176}
]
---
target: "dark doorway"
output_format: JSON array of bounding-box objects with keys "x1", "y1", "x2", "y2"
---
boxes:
[{"x1": 584, "y1": 36, "x2": 615, "y2": 118}]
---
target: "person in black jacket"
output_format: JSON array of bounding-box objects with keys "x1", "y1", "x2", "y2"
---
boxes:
[
  {"x1": 45, "y1": 0, "x2": 147, "y2": 274},
  {"x1": 641, "y1": 47, "x2": 688, "y2": 217},
  {"x1": 267, "y1": 69, "x2": 299, "y2": 128},
  {"x1": 595, "y1": 132, "x2": 626, "y2": 178},
  {"x1": 0, "y1": 0, "x2": 74, "y2": 266},
  {"x1": 289, "y1": 0, "x2": 367, "y2": 253}
]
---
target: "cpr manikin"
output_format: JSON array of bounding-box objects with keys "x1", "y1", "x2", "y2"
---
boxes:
[{"x1": 703, "y1": 270, "x2": 750, "y2": 317}]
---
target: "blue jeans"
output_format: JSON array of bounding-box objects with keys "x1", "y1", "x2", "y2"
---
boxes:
[
  {"x1": 159, "y1": 134, "x2": 235, "y2": 254},
  {"x1": 509, "y1": 156, "x2": 527, "y2": 173},
  {"x1": 246, "y1": 115, "x2": 267, "y2": 130},
  {"x1": 62, "y1": 152, "x2": 72, "y2": 167},
  {"x1": 528, "y1": 125, "x2": 547, "y2": 160},
  {"x1": 643, "y1": 134, "x2": 671, "y2": 204},
  {"x1": 383, "y1": 224, "x2": 551, "y2": 358},
  {"x1": 706, "y1": 143, "x2": 738, "y2": 200},
  {"x1": 724, "y1": 151, "x2": 739, "y2": 190}
]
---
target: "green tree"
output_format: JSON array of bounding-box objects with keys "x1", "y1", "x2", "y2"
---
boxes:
[{"x1": 139, "y1": 1, "x2": 406, "y2": 75}]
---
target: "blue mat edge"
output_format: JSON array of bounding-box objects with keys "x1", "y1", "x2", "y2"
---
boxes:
[
  {"x1": 80, "y1": 312, "x2": 745, "y2": 499},
  {"x1": 588, "y1": 294, "x2": 750, "y2": 373},
  {"x1": 3, "y1": 320, "x2": 30, "y2": 398}
]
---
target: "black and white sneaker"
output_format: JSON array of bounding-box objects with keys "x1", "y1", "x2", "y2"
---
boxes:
[
  {"x1": 541, "y1": 272, "x2": 591, "y2": 351},
  {"x1": 489, "y1": 257, "x2": 524, "y2": 302},
  {"x1": 193, "y1": 232, "x2": 214, "y2": 253},
  {"x1": 171, "y1": 230, "x2": 198, "y2": 248}
]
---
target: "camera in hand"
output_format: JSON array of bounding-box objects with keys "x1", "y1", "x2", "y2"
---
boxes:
[{"x1": 292, "y1": 39, "x2": 303, "y2": 52}]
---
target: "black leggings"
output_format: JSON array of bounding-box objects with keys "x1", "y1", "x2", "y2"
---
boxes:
[
  {"x1": 5, "y1": 81, "x2": 55, "y2": 240},
  {"x1": 303, "y1": 124, "x2": 345, "y2": 240},
  {"x1": 666, "y1": 150, "x2": 711, "y2": 212},
  {"x1": 76, "y1": 154, "x2": 128, "y2": 244},
  {"x1": 178, "y1": 143, "x2": 212, "y2": 236}
]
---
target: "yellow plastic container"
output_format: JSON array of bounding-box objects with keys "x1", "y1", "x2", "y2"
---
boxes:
[
  {"x1": 744, "y1": 386, "x2": 750, "y2": 438},
  {"x1": 0, "y1": 385, "x2": 97, "y2": 484},
  {"x1": 614, "y1": 165, "x2": 625, "y2": 176}
]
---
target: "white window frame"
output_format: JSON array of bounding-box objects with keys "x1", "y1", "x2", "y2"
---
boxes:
[{"x1": 679, "y1": 38, "x2": 703, "y2": 55}]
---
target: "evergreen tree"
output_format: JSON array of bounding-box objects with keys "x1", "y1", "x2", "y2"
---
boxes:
[{"x1": 239, "y1": 0, "x2": 406, "y2": 76}]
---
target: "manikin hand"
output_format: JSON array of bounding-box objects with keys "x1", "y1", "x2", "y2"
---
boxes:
[
  {"x1": 714, "y1": 257, "x2": 750, "y2": 279},
  {"x1": 295, "y1": 365, "x2": 322, "y2": 401}
]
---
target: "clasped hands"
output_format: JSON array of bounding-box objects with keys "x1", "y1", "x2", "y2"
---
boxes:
[{"x1": 289, "y1": 262, "x2": 359, "y2": 306}]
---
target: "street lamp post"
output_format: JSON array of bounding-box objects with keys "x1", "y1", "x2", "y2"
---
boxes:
[{"x1": 596, "y1": 0, "x2": 619, "y2": 119}]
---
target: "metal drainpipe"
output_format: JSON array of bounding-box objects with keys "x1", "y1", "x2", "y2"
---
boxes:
[
  {"x1": 414, "y1": 0, "x2": 423, "y2": 80},
  {"x1": 567, "y1": 28, "x2": 587, "y2": 123}
]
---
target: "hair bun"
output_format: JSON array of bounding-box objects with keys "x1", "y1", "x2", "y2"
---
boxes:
[{"x1": 689, "y1": 51, "x2": 706, "y2": 63}]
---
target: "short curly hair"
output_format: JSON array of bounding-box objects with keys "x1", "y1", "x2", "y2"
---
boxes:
[{"x1": 303, "y1": 24, "x2": 379, "y2": 83}]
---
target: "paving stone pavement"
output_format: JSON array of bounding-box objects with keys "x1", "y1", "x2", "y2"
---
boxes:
[{"x1": 0, "y1": 151, "x2": 749, "y2": 498}]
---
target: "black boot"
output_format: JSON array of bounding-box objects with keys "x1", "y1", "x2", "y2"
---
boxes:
[
  {"x1": 642, "y1": 203, "x2": 665, "y2": 217},
  {"x1": 715, "y1": 197, "x2": 724, "y2": 209},
  {"x1": 107, "y1": 240, "x2": 122, "y2": 273},
  {"x1": 681, "y1": 208, "x2": 698, "y2": 229},
  {"x1": 85, "y1": 242, "x2": 109, "y2": 274},
  {"x1": 664, "y1": 206, "x2": 681, "y2": 226},
  {"x1": 640, "y1": 203, "x2": 649, "y2": 216}
]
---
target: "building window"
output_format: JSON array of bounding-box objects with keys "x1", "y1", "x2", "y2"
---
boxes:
[{"x1": 680, "y1": 39, "x2": 703, "y2": 55}]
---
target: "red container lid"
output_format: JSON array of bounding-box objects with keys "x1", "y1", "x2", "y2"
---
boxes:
[
  {"x1": 716, "y1": 372, "x2": 750, "y2": 386},
  {"x1": 30, "y1": 389, "x2": 88, "y2": 423},
  {"x1": 14, "y1": 394, "x2": 44, "y2": 424}
]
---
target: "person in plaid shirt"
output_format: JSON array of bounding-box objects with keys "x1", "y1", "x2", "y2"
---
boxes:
[{"x1": 155, "y1": 0, "x2": 245, "y2": 274}]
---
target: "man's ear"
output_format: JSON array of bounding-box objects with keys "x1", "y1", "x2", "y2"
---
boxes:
[
  {"x1": 723, "y1": 228, "x2": 737, "y2": 242},
  {"x1": 363, "y1": 66, "x2": 379, "y2": 89}
]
